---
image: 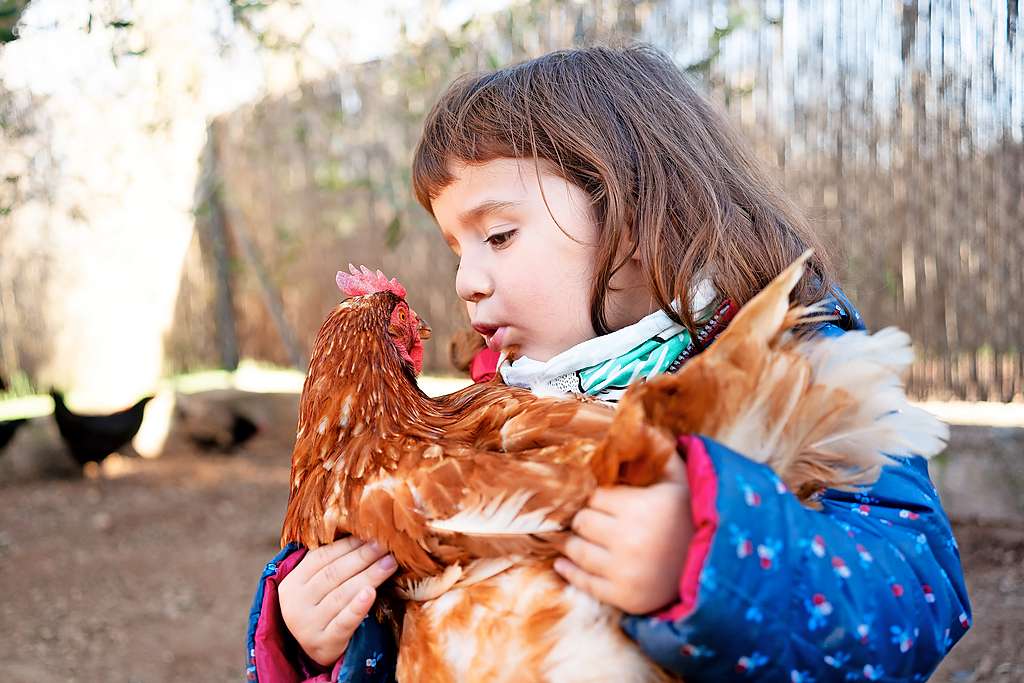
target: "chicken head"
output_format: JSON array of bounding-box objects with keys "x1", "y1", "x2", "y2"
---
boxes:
[{"x1": 336, "y1": 264, "x2": 431, "y2": 375}]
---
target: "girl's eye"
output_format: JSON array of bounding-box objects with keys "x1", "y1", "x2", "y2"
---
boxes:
[{"x1": 484, "y1": 229, "x2": 516, "y2": 248}]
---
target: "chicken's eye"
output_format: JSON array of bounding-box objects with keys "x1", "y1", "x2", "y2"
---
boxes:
[{"x1": 397, "y1": 308, "x2": 407, "y2": 322}]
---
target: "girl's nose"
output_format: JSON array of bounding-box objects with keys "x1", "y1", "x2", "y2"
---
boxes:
[{"x1": 455, "y1": 260, "x2": 493, "y2": 303}]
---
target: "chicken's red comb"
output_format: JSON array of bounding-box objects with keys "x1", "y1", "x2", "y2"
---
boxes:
[{"x1": 336, "y1": 264, "x2": 407, "y2": 299}]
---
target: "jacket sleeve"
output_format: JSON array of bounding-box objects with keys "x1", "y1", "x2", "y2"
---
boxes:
[
  {"x1": 245, "y1": 543, "x2": 397, "y2": 683},
  {"x1": 621, "y1": 435, "x2": 971, "y2": 681}
]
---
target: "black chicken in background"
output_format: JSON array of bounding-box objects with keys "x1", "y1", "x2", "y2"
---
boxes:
[{"x1": 50, "y1": 390, "x2": 153, "y2": 467}]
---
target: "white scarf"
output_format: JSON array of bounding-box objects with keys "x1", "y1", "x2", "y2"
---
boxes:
[{"x1": 500, "y1": 282, "x2": 723, "y2": 402}]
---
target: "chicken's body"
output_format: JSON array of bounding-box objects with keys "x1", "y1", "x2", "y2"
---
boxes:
[
  {"x1": 281, "y1": 259, "x2": 947, "y2": 683},
  {"x1": 281, "y1": 323, "x2": 625, "y2": 574}
]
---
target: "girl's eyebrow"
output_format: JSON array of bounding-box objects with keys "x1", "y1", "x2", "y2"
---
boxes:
[{"x1": 458, "y1": 199, "x2": 521, "y2": 226}]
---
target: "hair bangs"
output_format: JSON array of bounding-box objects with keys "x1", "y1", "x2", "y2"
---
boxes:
[{"x1": 412, "y1": 70, "x2": 536, "y2": 215}]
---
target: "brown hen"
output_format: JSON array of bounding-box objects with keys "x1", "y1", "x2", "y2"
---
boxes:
[
  {"x1": 281, "y1": 266, "x2": 673, "y2": 682},
  {"x1": 281, "y1": 257, "x2": 947, "y2": 683}
]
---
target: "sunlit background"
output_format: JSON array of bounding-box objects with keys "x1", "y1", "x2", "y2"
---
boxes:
[{"x1": 0, "y1": 1, "x2": 1021, "y2": 681}]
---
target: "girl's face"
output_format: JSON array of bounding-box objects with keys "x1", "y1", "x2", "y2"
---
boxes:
[{"x1": 432, "y1": 158, "x2": 654, "y2": 362}]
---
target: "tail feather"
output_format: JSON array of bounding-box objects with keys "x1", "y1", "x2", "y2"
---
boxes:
[
  {"x1": 770, "y1": 385, "x2": 889, "y2": 499},
  {"x1": 799, "y1": 328, "x2": 915, "y2": 386},
  {"x1": 631, "y1": 250, "x2": 947, "y2": 503},
  {"x1": 797, "y1": 328, "x2": 947, "y2": 460},
  {"x1": 760, "y1": 328, "x2": 949, "y2": 498},
  {"x1": 712, "y1": 258, "x2": 944, "y2": 496},
  {"x1": 716, "y1": 249, "x2": 813, "y2": 353},
  {"x1": 780, "y1": 300, "x2": 841, "y2": 336}
]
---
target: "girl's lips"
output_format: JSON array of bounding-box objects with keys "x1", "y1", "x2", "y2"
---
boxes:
[
  {"x1": 485, "y1": 326, "x2": 508, "y2": 352},
  {"x1": 473, "y1": 324, "x2": 509, "y2": 352}
]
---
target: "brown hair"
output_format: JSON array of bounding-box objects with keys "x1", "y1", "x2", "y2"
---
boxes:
[{"x1": 412, "y1": 44, "x2": 835, "y2": 335}]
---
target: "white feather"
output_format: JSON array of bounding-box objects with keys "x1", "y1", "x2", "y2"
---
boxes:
[
  {"x1": 398, "y1": 564, "x2": 463, "y2": 601},
  {"x1": 799, "y1": 328, "x2": 914, "y2": 389},
  {"x1": 454, "y1": 556, "x2": 520, "y2": 588},
  {"x1": 797, "y1": 327, "x2": 949, "y2": 460},
  {"x1": 428, "y1": 490, "x2": 561, "y2": 535},
  {"x1": 361, "y1": 473, "x2": 399, "y2": 500}
]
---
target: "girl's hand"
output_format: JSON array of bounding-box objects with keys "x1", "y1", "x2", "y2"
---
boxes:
[
  {"x1": 554, "y1": 454, "x2": 692, "y2": 615},
  {"x1": 278, "y1": 536, "x2": 398, "y2": 667}
]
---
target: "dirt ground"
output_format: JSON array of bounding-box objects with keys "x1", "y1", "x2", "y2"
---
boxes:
[{"x1": 1, "y1": 429, "x2": 1021, "y2": 682}]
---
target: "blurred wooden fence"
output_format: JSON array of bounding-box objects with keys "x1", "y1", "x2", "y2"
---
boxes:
[{"x1": 166, "y1": 0, "x2": 1021, "y2": 400}]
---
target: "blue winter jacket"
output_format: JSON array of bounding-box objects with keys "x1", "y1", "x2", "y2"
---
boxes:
[{"x1": 245, "y1": 293, "x2": 970, "y2": 682}]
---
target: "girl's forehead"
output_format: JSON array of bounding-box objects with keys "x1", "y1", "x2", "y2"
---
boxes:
[
  {"x1": 435, "y1": 158, "x2": 573, "y2": 219},
  {"x1": 444, "y1": 158, "x2": 539, "y2": 194},
  {"x1": 433, "y1": 159, "x2": 536, "y2": 231},
  {"x1": 435, "y1": 159, "x2": 599, "y2": 253}
]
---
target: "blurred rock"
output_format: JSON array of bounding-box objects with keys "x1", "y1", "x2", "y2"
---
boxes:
[
  {"x1": 169, "y1": 389, "x2": 298, "y2": 454},
  {"x1": 931, "y1": 425, "x2": 1024, "y2": 523}
]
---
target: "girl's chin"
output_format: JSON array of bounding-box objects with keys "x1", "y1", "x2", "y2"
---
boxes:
[
  {"x1": 512, "y1": 343, "x2": 554, "y2": 363},
  {"x1": 518, "y1": 334, "x2": 595, "y2": 363},
  {"x1": 497, "y1": 331, "x2": 573, "y2": 362}
]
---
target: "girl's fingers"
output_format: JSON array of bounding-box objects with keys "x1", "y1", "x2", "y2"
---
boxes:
[
  {"x1": 570, "y1": 508, "x2": 617, "y2": 547},
  {"x1": 321, "y1": 553, "x2": 398, "y2": 617},
  {"x1": 325, "y1": 585, "x2": 376, "y2": 643},
  {"x1": 661, "y1": 452, "x2": 688, "y2": 483},
  {"x1": 587, "y1": 486, "x2": 636, "y2": 514},
  {"x1": 553, "y1": 557, "x2": 615, "y2": 603},
  {"x1": 294, "y1": 536, "x2": 363, "y2": 582},
  {"x1": 562, "y1": 533, "x2": 612, "y2": 577},
  {"x1": 309, "y1": 541, "x2": 391, "y2": 602}
]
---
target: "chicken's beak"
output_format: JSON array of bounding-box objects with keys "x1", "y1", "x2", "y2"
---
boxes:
[{"x1": 418, "y1": 318, "x2": 432, "y2": 341}]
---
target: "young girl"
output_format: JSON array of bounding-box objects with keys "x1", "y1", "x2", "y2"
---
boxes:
[{"x1": 246, "y1": 45, "x2": 969, "y2": 682}]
